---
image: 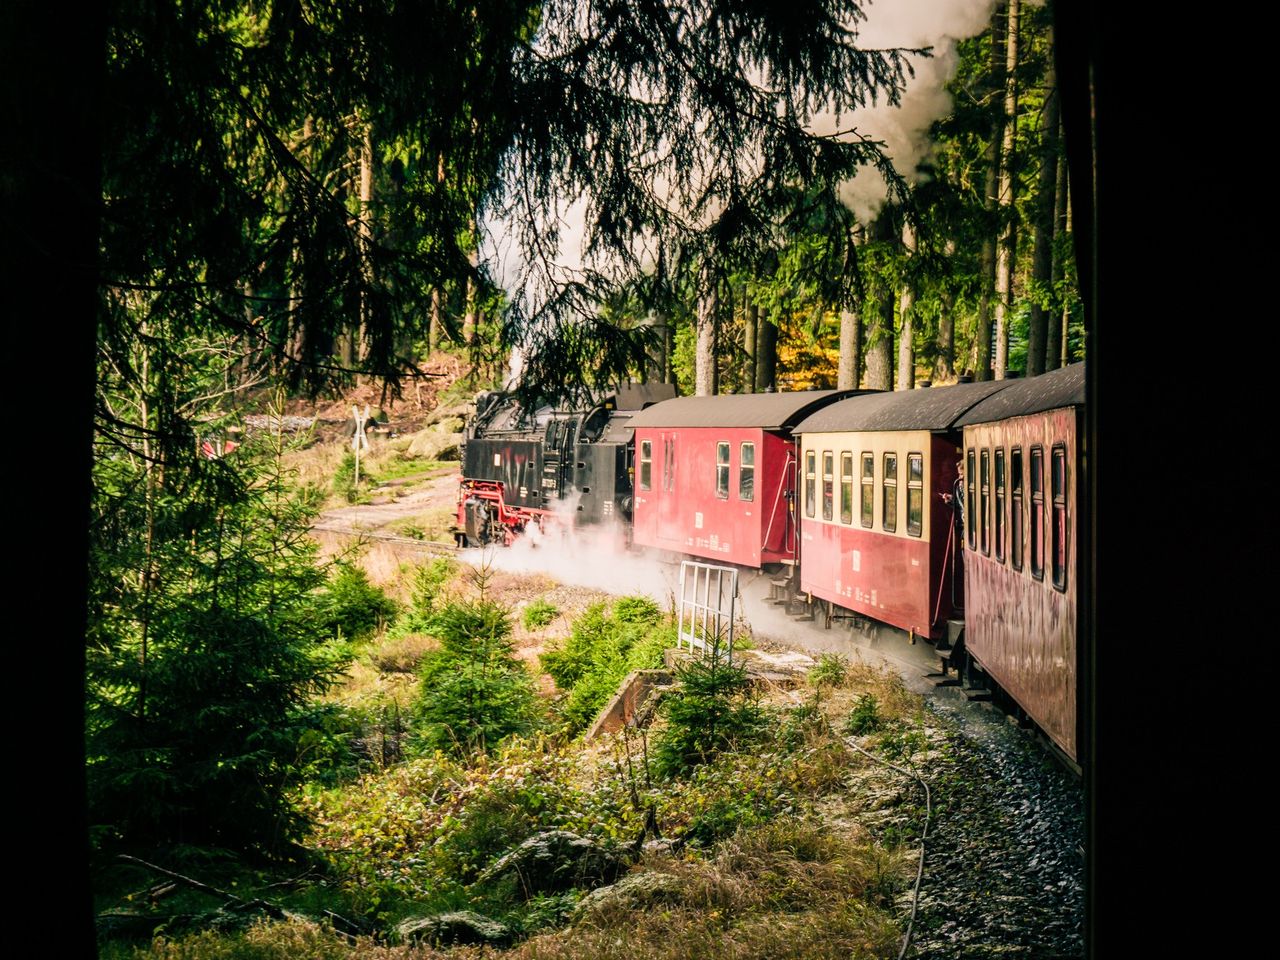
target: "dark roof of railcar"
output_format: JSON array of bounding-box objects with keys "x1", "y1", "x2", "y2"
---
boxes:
[
  {"x1": 625, "y1": 390, "x2": 863, "y2": 430},
  {"x1": 954, "y1": 363, "x2": 1085, "y2": 426},
  {"x1": 794, "y1": 380, "x2": 1011, "y2": 434}
]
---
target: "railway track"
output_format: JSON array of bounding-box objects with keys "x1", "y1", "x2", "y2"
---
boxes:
[{"x1": 309, "y1": 522, "x2": 461, "y2": 556}]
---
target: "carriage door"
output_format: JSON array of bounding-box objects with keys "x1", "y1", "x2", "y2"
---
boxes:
[{"x1": 658, "y1": 431, "x2": 681, "y2": 544}]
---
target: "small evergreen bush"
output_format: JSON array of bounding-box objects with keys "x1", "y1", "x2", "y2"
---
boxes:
[
  {"x1": 522, "y1": 598, "x2": 560, "y2": 630},
  {"x1": 652, "y1": 641, "x2": 765, "y2": 779},
  {"x1": 416, "y1": 598, "x2": 540, "y2": 755}
]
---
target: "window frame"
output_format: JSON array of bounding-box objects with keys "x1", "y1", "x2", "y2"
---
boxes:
[
  {"x1": 1030, "y1": 445, "x2": 1045, "y2": 581},
  {"x1": 966, "y1": 448, "x2": 976, "y2": 549},
  {"x1": 739, "y1": 441, "x2": 755, "y2": 502},
  {"x1": 639, "y1": 439, "x2": 652, "y2": 491},
  {"x1": 715, "y1": 441, "x2": 730, "y2": 500},
  {"x1": 907, "y1": 452, "x2": 923, "y2": 538},
  {"x1": 860, "y1": 453, "x2": 874, "y2": 528},
  {"x1": 1010, "y1": 447, "x2": 1024, "y2": 571},
  {"x1": 1051, "y1": 443, "x2": 1068, "y2": 592},
  {"x1": 882, "y1": 452, "x2": 898, "y2": 533},
  {"x1": 994, "y1": 448, "x2": 1006, "y2": 563},
  {"x1": 840, "y1": 452, "x2": 854, "y2": 525},
  {"x1": 805, "y1": 449, "x2": 816, "y2": 518}
]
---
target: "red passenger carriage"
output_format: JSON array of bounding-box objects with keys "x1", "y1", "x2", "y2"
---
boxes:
[
  {"x1": 627, "y1": 392, "x2": 856, "y2": 567},
  {"x1": 956, "y1": 363, "x2": 1084, "y2": 764},
  {"x1": 793, "y1": 381, "x2": 1008, "y2": 640}
]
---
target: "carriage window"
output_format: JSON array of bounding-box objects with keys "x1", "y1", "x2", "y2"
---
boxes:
[
  {"x1": 716, "y1": 442, "x2": 730, "y2": 499},
  {"x1": 861, "y1": 453, "x2": 874, "y2": 528},
  {"x1": 1052, "y1": 445, "x2": 1068, "y2": 591},
  {"x1": 840, "y1": 452, "x2": 854, "y2": 525},
  {"x1": 1030, "y1": 446, "x2": 1045, "y2": 580},
  {"x1": 994, "y1": 449, "x2": 1005, "y2": 562},
  {"x1": 805, "y1": 450, "x2": 816, "y2": 518},
  {"x1": 966, "y1": 449, "x2": 976, "y2": 549},
  {"x1": 639, "y1": 440, "x2": 652, "y2": 491},
  {"x1": 979, "y1": 449, "x2": 990, "y2": 555},
  {"x1": 822, "y1": 451, "x2": 834, "y2": 521},
  {"x1": 739, "y1": 442, "x2": 755, "y2": 501},
  {"x1": 907, "y1": 453, "x2": 923, "y2": 537},
  {"x1": 1010, "y1": 448, "x2": 1024, "y2": 571},
  {"x1": 883, "y1": 453, "x2": 897, "y2": 533}
]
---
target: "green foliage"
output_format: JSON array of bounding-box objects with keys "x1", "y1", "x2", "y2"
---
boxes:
[
  {"x1": 807, "y1": 652, "x2": 851, "y2": 690},
  {"x1": 331, "y1": 452, "x2": 373, "y2": 504},
  {"x1": 86, "y1": 434, "x2": 351, "y2": 854},
  {"x1": 540, "y1": 597, "x2": 670, "y2": 735},
  {"x1": 415, "y1": 598, "x2": 540, "y2": 755},
  {"x1": 313, "y1": 564, "x2": 399, "y2": 642},
  {"x1": 391, "y1": 556, "x2": 458, "y2": 635},
  {"x1": 522, "y1": 597, "x2": 560, "y2": 630},
  {"x1": 652, "y1": 644, "x2": 766, "y2": 780},
  {"x1": 844, "y1": 694, "x2": 884, "y2": 736}
]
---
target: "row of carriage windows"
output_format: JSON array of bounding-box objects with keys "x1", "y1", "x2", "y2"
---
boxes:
[
  {"x1": 636, "y1": 440, "x2": 755, "y2": 501},
  {"x1": 804, "y1": 450, "x2": 924, "y2": 538},
  {"x1": 967, "y1": 444, "x2": 1068, "y2": 592}
]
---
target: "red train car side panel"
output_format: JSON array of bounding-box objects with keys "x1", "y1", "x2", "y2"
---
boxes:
[
  {"x1": 799, "y1": 433, "x2": 960, "y2": 639},
  {"x1": 631, "y1": 428, "x2": 796, "y2": 567},
  {"x1": 962, "y1": 407, "x2": 1079, "y2": 762}
]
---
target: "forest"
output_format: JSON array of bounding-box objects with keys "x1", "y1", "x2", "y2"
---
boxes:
[{"x1": 3, "y1": 1, "x2": 1095, "y2": 957}]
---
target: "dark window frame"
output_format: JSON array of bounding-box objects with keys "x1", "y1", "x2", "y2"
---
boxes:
[
  {"x1": 994, "y1": 448, "x2": 1006, "y2": 563},
  {"x1": 1051, "y1": 443, "x2": 1068, "y2": 592},
  {"x1": 1011, "y1": 447, "x2": 1024, "y2": 571},
  {"x1": 716, "y1": 441, "x2": 730, "y2": 500},
  {"x1": 1030, "y1": 445, "x2": 1045, "y2": 581},
  {"x1": 639, "y1": 439, "x2": 652, "y2": 491},
  {"x1": 979, "y1": 449, "x2": 990, "y2": 555}
]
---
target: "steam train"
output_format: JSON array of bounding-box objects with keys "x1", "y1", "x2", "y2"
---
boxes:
[{"x1": 455, "y1": 364, "x2": 1085, "y2": 767}]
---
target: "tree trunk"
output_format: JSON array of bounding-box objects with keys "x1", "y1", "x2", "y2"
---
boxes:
[
  {"x1": 1047, "y1": 114, "x2": 1069, "y2": 369},
  {"x1": 993, "y1": 0, "x2": 1020, "y2": 380},
  {"x1": 936, "y1": 239, "x2": 956, "y2": 381},
  {"x1": 357, "y1": 119, "x2": 374, "y2": 365},
  {"x1": 743, "y1": 290, "x2": 757, "y2": 390},
  {"x1": 838, "y1": 223, "x2": 864, "y2": 389},
  {"x1": 695, "y1": 264, "x2": 718, "y2": 396},
  {"x1": 755, "y1": 315, "x2": 777, "y2": 391},
  {"x1": 837, "y1": 305, "x2": 862, "y2": 389},
  {"x1": 663, "y1": 320, "x2": 674, "y2": 384},
  {"x1": 971, "y1": 1, "x2": 1006, "y2": 382},
  {"x1": 429, "y1": 287, "x2": 442, "y2": 353},
  {"x1": 865, "y1": 216, "x2": 894, "y2": 391},
  {"x1": 896, "y1": 219, "x2": 916, "y2": 390},
  {"x1": 1027, "y1": 53, "x2": 1059, "y2": 377},
  {"x1": 1059, "y1": 176, "x2": 1073, "y2": 366}
]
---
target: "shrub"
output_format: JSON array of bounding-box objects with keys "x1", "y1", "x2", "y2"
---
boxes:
[
  {"x1": 314, "y1": 564, "x2": 399, "y2": 642},
  {"x1": 392, "y1": 557, "x2": 457, "y2": 635},
  {"x1": 843, "y1": 693, "x2": 883, "y2": 736},
  {"x1": 540, "y1": 597, "x2": 670, "y2": 735},
  {"x1": 415, "y1": 599, "x2": 540, "y2": 755},
  {"x1": 807, "y1": 652, "x2": 850, "y2": 690},
  {"x1": 652, "y1": 642, "x2": 766, "y2": 779},
  {"x1": 331, "y1": 451, "x2": 374, "y2": 503},
  {"x1": 522, "y1": 598, "x2": 560, "y2": 630}
]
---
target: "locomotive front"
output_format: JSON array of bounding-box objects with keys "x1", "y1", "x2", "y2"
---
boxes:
[{"x1": 453, "y1": 383, "x2": 676, "y2": 547}]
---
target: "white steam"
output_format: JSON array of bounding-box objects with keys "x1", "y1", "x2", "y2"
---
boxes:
[{"x1": 828, "y1": 0, "x2": 999, "y2": 221}]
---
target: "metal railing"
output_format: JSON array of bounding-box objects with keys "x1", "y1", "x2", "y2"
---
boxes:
[{"x1": 676, "y1": 560, "x2": 739, "y2": 661}]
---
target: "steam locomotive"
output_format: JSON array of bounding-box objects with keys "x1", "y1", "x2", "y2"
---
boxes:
[{"x1": 455, "y1": 365, "x2": 1085, "y2": 767}]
